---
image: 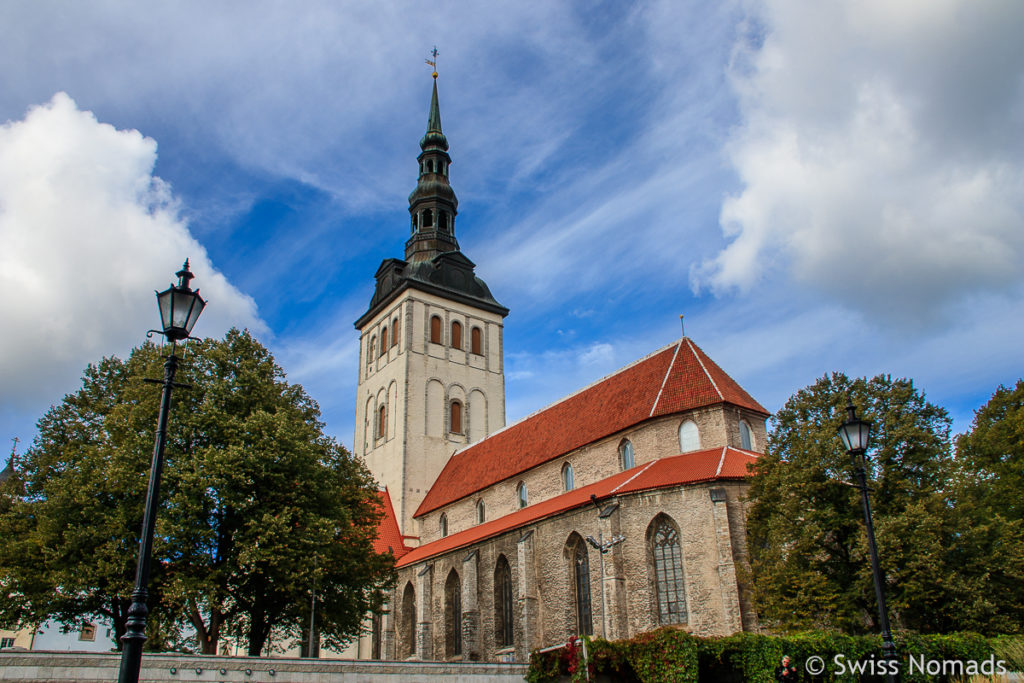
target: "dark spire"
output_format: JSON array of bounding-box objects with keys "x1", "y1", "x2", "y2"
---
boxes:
[
  {"x1": 406, "y1": 73, "x2": 458, "y2": 263},
  {"x1": 420, "y1": 78, "x2": 449, "y2": 152}
]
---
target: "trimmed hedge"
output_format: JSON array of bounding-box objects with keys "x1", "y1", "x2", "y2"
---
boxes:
[{"x1": 528, "y1": 629, "x2": 1024, "y2": 682}]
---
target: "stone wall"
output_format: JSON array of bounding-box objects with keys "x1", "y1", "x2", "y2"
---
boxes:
[
  {"x1": 391, "y1": 479, "x2": 757, "y2": 663},
  {"x1": 0, "y1": 652, "x2": 526, "y2": 683}
]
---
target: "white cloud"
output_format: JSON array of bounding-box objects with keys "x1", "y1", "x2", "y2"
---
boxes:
[
  {"x1": 696, "y1": 0, "x2": 1024, "y2": 325},
  {"x1": 0, "y1": 93, "x2": 264, "y2": 415}
]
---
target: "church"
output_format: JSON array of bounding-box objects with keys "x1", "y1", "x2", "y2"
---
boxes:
[{"x1": 348, "y1": 73, "x2": 768, "y2": 663}]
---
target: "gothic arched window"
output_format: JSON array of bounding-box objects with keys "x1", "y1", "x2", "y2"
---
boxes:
[
  {"x1": 368, "y1": 336, "x2": 376, "y2": 365},
  {"x1": 450, "y1": 400, "x2": 463, "y2": 434},
  {"x1": 451, "y1": 320, "x2": 462, "y2": 349},
  {"x1": 650, "y1": 517, "x2": 688, "y2": 624},
  {"x1": 679, "y1": 420, "x2": 700, "y2": 452},
  {"x1": 562, "y1": 462, "x2": 575, "y2": 492},
  {"x1": 379, "y1": 327, "x2": 388, "y2": 356},
  {"x1": 494, "y1": 556, "x2": 513, "y2": 647},
  {"x1": 439, "y1": 513, "x2": 448, "y2": 538},
  {"x1": 445, "y1": 570, "x2": 462, "y2": 657},
  {"x1": 377, "y1": 405, "x2": 386, "y2": 440},
  {"x1": 619, "y1": 439, "x2": 635, "y2": 470},
  {"x1": 471, "y1": 327, "x2": 482, "y2": 355},
  {"x1": 391, "y1": 317, "x2": 399, "y2": 347},
  {"x1": 572, "y1": 539, "x2": 593, "y2": 636},
  {"x1": 739, "y1": 420, "x2": 754, "y2": 450},
  {"x1": 430, "y1": 315, "x2": 442, "y2": 344},
  {"x1": 476, "y1": 499, "x2": 486, "y2": 524},
  {"x1": 400, "y1": 582, "x2": 416, "y2": 658},
  {"x1": 516, "y1": 481, "x2": 528, "y2": 509}
]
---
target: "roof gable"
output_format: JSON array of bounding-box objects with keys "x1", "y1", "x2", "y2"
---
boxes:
[
  {"x1": 397, "y1": 447, "x2": 758, "y2": 568},
  {"x1": 414, "y1": 338, "x2": 768, "y2": 517},
  {"x1": 373, "y1": 488, "x2": 410, "y2": 560}
]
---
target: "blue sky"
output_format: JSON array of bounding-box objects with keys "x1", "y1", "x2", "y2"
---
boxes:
[{"x1": 2, "y1": 1, "x2": 1023, "y2": 469}]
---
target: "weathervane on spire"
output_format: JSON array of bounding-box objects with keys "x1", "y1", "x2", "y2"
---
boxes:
[{"x1": 425, "y1": 46, "x2": 439, "y2": 79}]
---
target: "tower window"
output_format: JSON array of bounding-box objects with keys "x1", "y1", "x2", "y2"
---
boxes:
[
  {"x1": 430, "y1": 315, "x2": 442, "y2": 344},
  {"x1": 428, "y1": 159, "x2": 435, "y2": 173},
  {"x1": 562, "y1": 462, "x2": 574, "y2": 492},
  {"x1": 423, "y1": 208, "x2": 434, "y2": 228},
  {"x1": 391, "y1": 317, "x2": 399, "y2": 347},
  {"x1": 368, "y1": 336, "x2": 376, "y2": 365},
  {"x1": 471, "y1": 327, "x2": 482, "y2": 355},
  {"x1": 440, "y1": 211, "x2": 448, "y2": 233},
  {"x1": 411, "y1": 214, "x2": 417, "y2": 234},
  {"x1": 619, "y1": 439, "x2": 635, "y2": 470},
  {"x1": 378, "y1": 405, "x2": 386, "y2": 440},
  {"x1": 516, "y1": 482, "x2": 528, "y2": 509},
  {"x1": 379, "y1": 327, "x2": 388, "y2": 356},
  {"x1": 451, "y1": 320, "x2": 462, "y2": 349},
  {"x1": 450, "y1": 400, "x2": 463, "y2": 433}
]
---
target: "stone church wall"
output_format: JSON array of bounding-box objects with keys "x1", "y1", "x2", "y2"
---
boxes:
[{"x1": 392, "y1": 479, "x2": 757, "y2": 663}]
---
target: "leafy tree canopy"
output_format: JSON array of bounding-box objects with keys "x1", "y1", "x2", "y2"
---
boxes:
[
  {"x1": 0, "y1": 329, "x2": 394, "y2": 655},
  {"x1": 748, "y1": 373, "x2": 1024, "y2": 636}
]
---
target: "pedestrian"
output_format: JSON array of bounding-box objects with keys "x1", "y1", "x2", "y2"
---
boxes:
[{"x1": 776, "y1": 654, "x2": 798, "y2": 682}]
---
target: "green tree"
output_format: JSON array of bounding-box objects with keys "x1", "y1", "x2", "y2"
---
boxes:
[
  {"x1": 745, "y1": 373, "x2": 958, "y2": 634},
  {"x1": 947, "y1": 380, "x2": 1024, "y2": 634},
  {"x1": 0, "y1": 329, "x2": 394, "y2": 655}
]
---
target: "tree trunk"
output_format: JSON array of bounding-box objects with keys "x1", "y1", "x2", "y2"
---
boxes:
[
  {"x1": 247, "y1": 611, "x2": 270, "y2": 657},
  {"x1": 187, "y1": 598, "x2": 223, "y2": 655}
]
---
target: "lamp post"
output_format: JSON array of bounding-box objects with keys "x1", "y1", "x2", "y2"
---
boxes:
[
  {"x1": 118, "y1": 261, "x2": 206, "y2": 683},
  {"x1": 837, "y1": 402, "x2": 897, "y2": 681}
]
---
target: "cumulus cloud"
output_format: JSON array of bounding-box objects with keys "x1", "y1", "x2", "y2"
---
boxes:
[
  {"x1": 0, "y1": 93, "x2": 264, "y2": 412},
  {"x1": 695, "y1": 0, "x2": 1024, "y2": 324}
]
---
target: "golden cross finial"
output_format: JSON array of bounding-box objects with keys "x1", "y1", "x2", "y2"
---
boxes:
[{"x1": 425, "y1": 46, "x2": 439, "y2": 79}]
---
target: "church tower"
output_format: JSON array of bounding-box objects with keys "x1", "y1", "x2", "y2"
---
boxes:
[{"x1": 354, "y1": 73, "x2": 509, "y2": 538}]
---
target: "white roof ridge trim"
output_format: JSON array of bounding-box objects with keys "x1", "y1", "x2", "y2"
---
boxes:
[
  {"x1": 447, "y1": 339, "x2": 682, "y2": 459},
  {"x1": 686, "y1": 337, "x2": 724, "y2": 402},
  {"x1": 649, "y1": 341, "x2": 682, "y2": 417},
  {"x1": 715, "y1": 446, "x2": 727, "y2": 477},
  {"x1": 610, "y1": 459, "x2": 659, "y2": 494}
]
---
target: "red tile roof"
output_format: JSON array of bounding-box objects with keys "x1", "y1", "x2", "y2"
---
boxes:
[
  {"x1": 373, "y1": 488, "x2": 410, "y2": 560},
  {"x1": 397, "y1": 447, "x2": 758, "y2": 568},
  {"x1": 414, "y1": 338, "x2": 767, "y2": 517}
]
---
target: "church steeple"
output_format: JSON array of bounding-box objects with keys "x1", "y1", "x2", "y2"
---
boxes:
[{"x1": 406, "y1": 73, "x2": 459, "y2": 263}]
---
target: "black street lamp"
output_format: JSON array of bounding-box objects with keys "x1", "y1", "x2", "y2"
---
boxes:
[
  {"x1": 838, "y1": 402, "x2": 898, "y2": 681},
  {"x1": 118, "y1": 261, "x2": 206, "y2": 683}
]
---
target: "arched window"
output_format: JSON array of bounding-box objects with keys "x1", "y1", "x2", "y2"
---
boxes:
[
  {"x1": 423, "y1": 208, "x2": 434, "y2": 227},
  {"x1": 401, "y1": 582, "x2": 416, "y2": 658},
  {"x1": 494, "y1": 556, "x2": 513, "y2": 647},
  {"x1": 439, "y1": 513, "x2": 448, "y2": 538},
  {"x1": 562, "y1": 462, "x2": 575, "y2": 492},
  {"x1": 451, "y1": 320, "x2": 462, "y2": 349},
  {"x1": 391, "y1": 317, "x2": 399, "y2": 347},
  {"x1": 619, "y1": 440, "x2": 635, "y2": 470},
  {"x1": 450, "y1": 400, "x2": 463, "y2": 434},
  {"x1": 445, "y1": 570, "x2": 462, "y2": 657},
  {"x1": 439, "y1": 211, "x2": 448, "y2": 233},
  {"x1": 476, "y1": 499, "x2": 486, "y2": 524},
  {"x1": 679, "y1": 420, "x2": 700, "y2": 452},
  {"x1": 649, "y1": 517, "x2": 688, "y2": 624},
  {"x1": 411, "y1": 214, "x2": 417, "y2": 234},
  {"x1": 379, "y1": 327, "x2": 388, "y2": 356},
  {"x1": 377, "y1": 405, "x2": 386, "y2": 440},
  {"x1": 368, "y1": 336, "x2": 376, "y2": 365},
  {"x1": 572, "y1": 539, "x2": 593, "y2": 636},
  {"x1": 739, "y1": 420, "x2": 753, "y2": 450},
  {"x1": 430, "y1": 315, "x2": 442, "y2": 344},
  {"x1": 471, "y1": 327, "x2": 482, "y2": 355},
  {"x1": 516, "y1": 482, "x2": 528, "y2": 509}
]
